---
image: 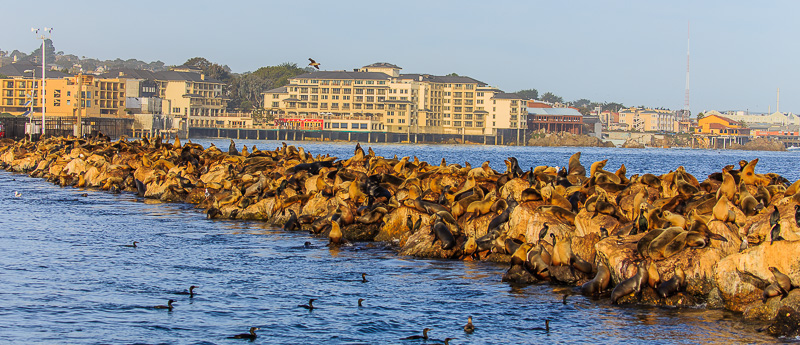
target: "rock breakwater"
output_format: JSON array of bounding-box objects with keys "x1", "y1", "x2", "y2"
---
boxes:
[{"x1": 1, "y1": 135, "x2": 799, "y2": 336}]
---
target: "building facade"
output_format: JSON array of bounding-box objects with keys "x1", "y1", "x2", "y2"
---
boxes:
[
  {"x1": 0, "y1": 62, "x2": 126, "y2": 118},
  {"x1": 617, "y1": 107, "x2": 680, "y2": 132},
  {"x1": 263, "y1": 62, "x2": 526, "y2": 135}
]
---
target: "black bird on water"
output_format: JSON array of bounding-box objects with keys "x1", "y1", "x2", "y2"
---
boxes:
[
  {"x1": 153, "y1": 299, "x2": 176, "y2": 310},
  {"x1": 531, "y1": 319, "x2": 550, "y2": 333},
  {"x1": 361, "y1": 273, "x2": 369, "y2": 283},
  {"x1": 176, "y1": 285, "x2": 198, "y2": 298},
  {"x1": 298, "y1": 298, "x2": 316, "y2": 310},
  {"x1": 122, "y1": 241, "x2": 139, "y2": 248},
  {"x1": 401, "y1": 328, "x2": 431, "y2": 340},
  {"x1": 430, "y1": 338, "x2": 455, "y2": 345},
  {"x1": 464, "y1": 316, "x2": 475, "y2": 333},
  {"x1": 358, "y1": 298, "x2": 364, "y2": 307},
  {"x1": 303, "y1": 241, "x2": 312, "y2": 248},
  {"x1": 228, "y1": 327, "x2": 260, "y2": 340}
]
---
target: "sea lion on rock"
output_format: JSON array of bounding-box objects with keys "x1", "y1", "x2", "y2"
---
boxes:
[
  {"x1": 657, "y1": 265, "x2": 686, "y2": 298},
  {"x1": 432, "y1": 215, "x2": 456, "y2": 250},
  {"x1": 580, "y1": 263, "x2": 611, "y2": 296},
  {"x1": 611, "y1": 261, "x2": 649, "y2": 304}
]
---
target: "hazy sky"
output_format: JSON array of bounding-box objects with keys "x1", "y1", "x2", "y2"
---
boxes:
[{"x1": 2, "y1": 0, "x2": 798, "y2": 115}]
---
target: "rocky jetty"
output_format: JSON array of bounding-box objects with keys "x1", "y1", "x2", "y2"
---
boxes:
[
  {"x1": 729, "y1": 137, "x2": 787, "y2": 152},
  {"x1": 2, "y1": 135, "x2": 799, "y2": 336},
  {"x1": 526, "y1": 131, "x2": 614, "y2": 147}
]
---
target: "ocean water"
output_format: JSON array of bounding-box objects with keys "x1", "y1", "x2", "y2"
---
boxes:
[{"x1": 1, "y1": 140, "x2": 795, "y2": 344}]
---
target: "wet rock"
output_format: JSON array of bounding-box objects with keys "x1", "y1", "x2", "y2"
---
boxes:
[
  {"x1": 762, "y1": 306, "x2": 800, "y2": 337},
  {"x1": 715, "y1": 240, "x2": 800, "y2": 313},
  {"x1": 343, "y1": 222, "x2": 381, "y2": 242},
  {"x1": 502, "y1": 264, "x2": 539, "y2": 284}
]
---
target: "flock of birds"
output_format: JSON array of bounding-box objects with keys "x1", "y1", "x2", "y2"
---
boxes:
[{"x1": 135, "y1": 261, "x2": 487, "y2": 342}]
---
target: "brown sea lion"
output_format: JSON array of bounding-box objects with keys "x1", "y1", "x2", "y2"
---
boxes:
[
  {"x1": 580, "y1": 263, "x2": 611, "y2": 296},
  {"x1": 657, "y1": 265, "x2": 686, "y2": 298},
  {"x1": 611, "y1": 261, "x2": 649, "y2": 304}
]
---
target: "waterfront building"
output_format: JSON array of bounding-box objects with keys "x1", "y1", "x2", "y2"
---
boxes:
[
  {"x1": 695, "y1": 113, "x2": 750, "y2": 136},
  {"x1": 262, "y1": 62, "x2": 526, "y2": 136},
  {"x1": 702, "y1": 110, "x2": 799, "y2": 127},
  {"x1": 101, "y1": 66, "x2": 230, "y2": 130},
  {"x1": 0, "y1": 62, "x2": 126, "y2": 118},
  {"x1": 617, "y1": 107, "x2": 680, "y2": 132},
  {"x1": 526, "y1": 101, "x2": 584, "y2": 134}
]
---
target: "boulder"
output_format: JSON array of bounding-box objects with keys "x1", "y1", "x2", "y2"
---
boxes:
[{"x1": 715, "y1": 240, "x2": 800, "y2": 313}]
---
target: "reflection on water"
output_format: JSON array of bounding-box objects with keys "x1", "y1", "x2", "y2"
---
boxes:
[{"x1": 0, "y1": 144, "x2": 789, "y2": 344}]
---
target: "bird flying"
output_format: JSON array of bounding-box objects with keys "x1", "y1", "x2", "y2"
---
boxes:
[{"x1": 308, "y1": 58, "x2": 320, "y2": 70}]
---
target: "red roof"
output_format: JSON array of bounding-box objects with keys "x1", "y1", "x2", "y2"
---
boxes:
[{"x1": 527, "y1": 101, "x2": 552, "y2": 108}]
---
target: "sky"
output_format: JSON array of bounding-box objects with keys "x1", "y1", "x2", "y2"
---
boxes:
[{"x1": 1, "y1": 0, "x2": 798, "y2": 115}]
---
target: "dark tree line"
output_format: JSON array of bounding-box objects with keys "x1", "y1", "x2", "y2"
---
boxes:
[{"x1": 514, "y1": 87, "x2": 626, "y2": 115}]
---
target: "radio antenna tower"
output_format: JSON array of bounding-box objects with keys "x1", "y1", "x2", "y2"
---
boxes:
[{"x1": 684, "y1": 21, "x2": 690, "y2": 118}]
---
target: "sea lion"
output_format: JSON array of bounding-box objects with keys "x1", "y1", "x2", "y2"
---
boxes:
[
  {"x1": 541, "y1": 185, "x2": 572, "y2": 210},
  {"x1": 134, "y1": 178, "x2": 146, "y2": 197},
  {"x1": 580, "y1": 263, "x2": 611, "y2": 296},
  {"x1": 536, "y1": 205, "x2": 576, "y2": 225},
  {"x1": 640, "y1": 173, "x2": 662, "y2": 190},
  {"x1": 647, "y1": 261, "x2": 661, "y2": 289},
  {"x1": 637, "y1": 228, "x2": 665, "y2": 259},
  {"x1": 520, "y1": 188, "x2": 543, "y2": 202},
  {"x1": 657, "y1": 265, "x2": 686, "y2": 298},
  {"x1": 283, "y1": 209, "x2": 300, "y2": 231},
  {"x1": 662, "y1": 210, "x2": 686, "y2": 229},
  {"x1": 228, "y1": 139, "x2": 239, "y2": 156},
  {"x1": 738, "y1": 183, "x2": 762, "y2": 217},
  {"x1": 712, "y1": 195, "x2": 733, "y2": 222},
  {"x1": 769, "y1": 267, "x2": 793, "y2": 293},
  {"x1": 525, "y1": 245, "x2": 551, "y2": 279},
  {"x1": 432, "y1": 215, "x2": 456, "y2": 250},
  {"x1": 357, "y1": 206, "x2": 388, "y2": 224},
  {"x1": 568, "y1": 152, "x2": 586, "y2": 178},
  {"x1": 549, "y1": 233, "x2": 571, "y2": 267},
  {"x1": 610, "y1": 261, "x2": 649, "y2": 304},
  {"x1": 511, "y1": 242, "x2": 532, "y2": 266},
  {"x1": 648, "y1": 227, "x2": 686, "y2": 260},
  {"x1": 329, "y1": 220, "x2": 345, "y2": 246},
  {"x1": 754, "y1": 185, "x2": 771, "y2": 206},
  {"x1": 763, "y1": 282, "x2": 788, "y2": 302}
]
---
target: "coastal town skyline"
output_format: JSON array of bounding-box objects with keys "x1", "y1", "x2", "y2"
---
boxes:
[{"x1": 2, "y1": 1, "x2": 799, "y2": 115}]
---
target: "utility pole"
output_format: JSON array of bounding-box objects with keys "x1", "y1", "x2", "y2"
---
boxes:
[{"x1": 32, "y1": 27, "x2": 52, "y2": 138}]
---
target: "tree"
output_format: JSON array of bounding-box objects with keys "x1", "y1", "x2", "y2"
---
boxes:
[
  {"x1": 696, "y1": 112, "x2": 705, "y2": 120},
  {"x1": 738, "y1": 120, "x2": 748, "y2": 128},
  {"x1": 515, "y1": 89, "x2": 538, "y2": 100},
  {"x1": 446, "y1": 72, "x2": 459, "y2": 77},
  {"x1": 540, "y1": 92, "x2": 563, "y2": 104},
  {"x1": 28, "y1": 39, "x2": 56, "y2": 64},
  {"x1": 572, "y1": 98, "x2": 592, "y2": 108},
  {"x1": 183, "y1": 57, "x2": 231, "y2": 82},
  {"x1": 601, "y1": 102, "x2": 624, "y2": 112},
  {"x1": 227, "y1": 62, "x2": 308, "y2": 111}
]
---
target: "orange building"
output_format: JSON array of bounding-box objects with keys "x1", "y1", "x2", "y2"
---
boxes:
[{"x1": 696, "y1": 114, "x2": 750, "y2": 136}]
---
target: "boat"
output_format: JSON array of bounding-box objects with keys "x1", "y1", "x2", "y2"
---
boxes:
[{"x1": 788, "y1": 146, "x2": 800, "y2": 150}]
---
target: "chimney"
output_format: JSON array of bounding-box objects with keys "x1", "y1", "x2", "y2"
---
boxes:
[
  {"x1": 201, "y1": 73, "x2": 205, "y2": 81},
  {"x1": 119, "y1": 72, "x2": 124, "y2": 77}
]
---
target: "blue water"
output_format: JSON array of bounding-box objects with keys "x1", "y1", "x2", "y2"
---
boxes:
[{"x1": 2, "y1": 140, "x2": 794, "y2": 344}]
